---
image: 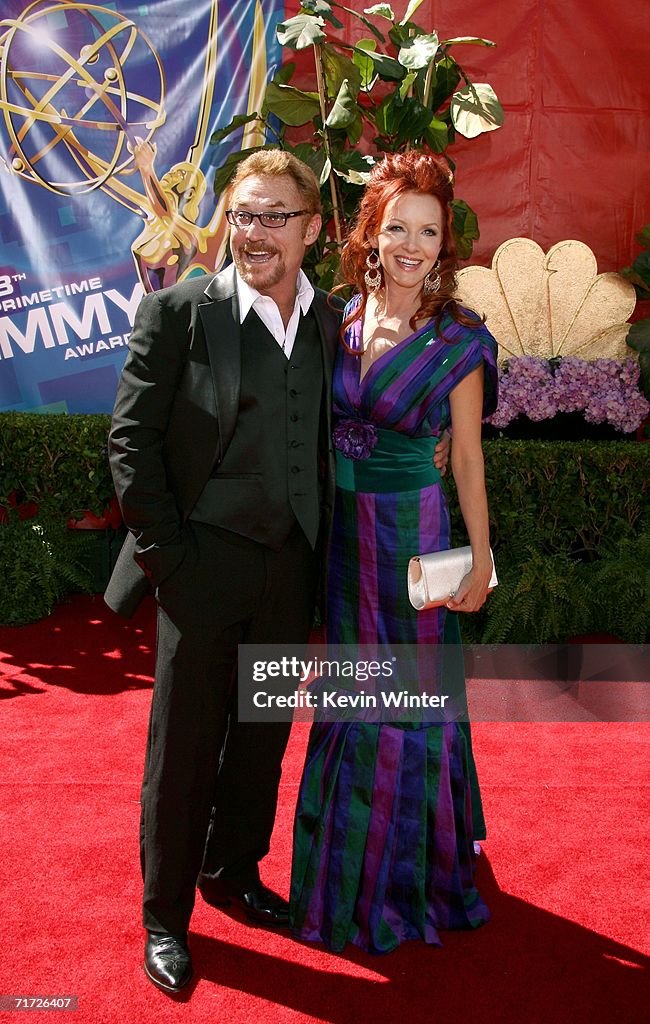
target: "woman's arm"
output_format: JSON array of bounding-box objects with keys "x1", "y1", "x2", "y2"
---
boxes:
[{"x1": 446, "y1": 364, "x2": 493, "y2": 613}]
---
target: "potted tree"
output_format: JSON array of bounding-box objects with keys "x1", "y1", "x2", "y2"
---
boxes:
[{"x1": 211, "y1": 0, "x2": 504, "y2": 287}]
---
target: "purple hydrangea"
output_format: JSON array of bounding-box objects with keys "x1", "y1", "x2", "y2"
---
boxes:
[
  {"x1": 333, "y1": 418, "x2": 379, "y2": 460},
  {"x1": 486, "y1": 356, "x2": 649, "y2": 434}
]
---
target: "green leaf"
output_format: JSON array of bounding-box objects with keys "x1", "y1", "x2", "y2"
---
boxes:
[
  {"x1": 620, "y1": 266, "x2": 650, "y2": 297},
  {"x1": 264, "y1": 82, "x2": 321, "y2": 126},
  {"x1": 288, "y1": 143, "x2": 328, "y2": 182},
  {"x1": 325, "y1": 79, "x2": 358, "y2": 129},
  {"x1": 626, "y1": 319, "x2": 650, "y2": 351},
  {"x1": 319, "y1": 155, "x2": 332, "y2": 186},
  {"x1": 273, "y1": 62, "x2": 296, "y2": 86},
  {"x1": 332, "y1": 163, "x2": 372, "y2": 185},
  {"x1": 632, "y1": 250, "x2": 650, "y2": 287},
  {"x1": 450, "y1": 198, "x2": 480, "y2": 260},
  {"x1": 276, "y1": 14, "x2": 327, "y2": 50},
  {"x1": 442, "y1": 36, "x2": 497, "y2": 47},
  {"x1": 364, "y1": 4, "x2": 394, "y2": 21},
  {"x1": 313, "y1": 250, "x2": 342, "y2": 291},
  {"x1": 334, "y1": 149, "x2": 375, "y2": 174},
  {"x1": 638, "y1": 350, "x2": 650, "y2": 402},
  {"x1": 352, "y1": 44, "x2": 404, "y2": 81},
  {"x1": 450, "y1": 83, "x2": 504, "y2": 138},
  {"x1": 321, "y1": 42, "x2": 362, "y2": 97},
  {"x1": 210, "y1": 113, "x2": 261, "y2": 145},
  {"x1": 374, "y1": 93, "x2": 406, "y2": 136},
  {"x1": 428, "y1": 55, "x2": 461, "y2": 111},
  {"x1": 635, "y1": 224, "x2": 650, "y2": 249},
  {"x1": 624, "y1": 325, "x2": 650, "y2": 400},
  {"x1": 398, "y1": 71, "x2": 418, "y2": 100},
  {"x1": 212, "y1": 147, "x2": 266, "y2": 195},
  {"x1": 388, "y1": 23, "x2": 409, "y2": 49},
  {"x1": 398, "y1": 32, "x2": 439, "y2": 70},
  {"x1": 300, "y1": 0, "x2": 344, "y2": 29},
  {"x1": 400, "y1": 0, "x2": 427, "y2": 25},
  {"x1": 346, "y1": 113, "x2": 364, "y2": 145},
  {"x1": 395, "y1": 98, "x2": 437, "y2": 144},
  {"x1": 423, "y1": 117, "x2": 449, "y2": 153},
  {"x1": 353, "y1": 39, "x2": 379, "y2": 91}
]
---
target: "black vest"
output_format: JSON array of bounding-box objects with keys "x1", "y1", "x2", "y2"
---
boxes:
[{"x1": 189, "y1": 308, "x2": 323, "y2": 549}]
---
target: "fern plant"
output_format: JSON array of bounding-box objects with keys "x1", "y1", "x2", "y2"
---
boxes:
[
  {"x1": 0, "y1": 516, "x2": 93, "y2": 625},
  {"x1": 575, "y1": 531, "x2": 650, "y2": 642},
  {"x1": 478, "y1": 548, "x2": 586, "y2": 644}
]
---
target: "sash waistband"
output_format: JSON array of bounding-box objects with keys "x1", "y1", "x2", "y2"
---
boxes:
[{"x1": 335, "y1": 427, "x2": 441, "y2": 493}]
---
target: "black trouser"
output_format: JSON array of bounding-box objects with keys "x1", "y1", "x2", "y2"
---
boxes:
[{"x1": 140, "y1": 520, "x2": 318, "y2": 936}]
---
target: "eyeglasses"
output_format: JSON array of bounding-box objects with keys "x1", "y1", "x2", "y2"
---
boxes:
[{"x1": 226, "y1": 208, "x2": 308, "y2": 229}]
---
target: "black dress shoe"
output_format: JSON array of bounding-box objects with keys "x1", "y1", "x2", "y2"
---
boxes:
[
  {"x1": 199, "y1": 880, "x2": 289, "y2": 926},
  {"x1": 144, "y1": 933, "x2": 192, "y2": 993}
]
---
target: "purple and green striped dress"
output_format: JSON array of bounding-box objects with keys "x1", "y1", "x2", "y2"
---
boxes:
[{"x1": 289, "y1": 301, "x2": 498, "y2": 954}]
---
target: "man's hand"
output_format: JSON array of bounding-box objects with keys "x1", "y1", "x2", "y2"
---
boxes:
[{"x1": 433, "y1": 430, "x2": 451, "y2": 475}]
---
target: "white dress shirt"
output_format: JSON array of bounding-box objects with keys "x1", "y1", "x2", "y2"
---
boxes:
[{"x1": 235, "y1": 269, "x2": 315, "y2": 359}]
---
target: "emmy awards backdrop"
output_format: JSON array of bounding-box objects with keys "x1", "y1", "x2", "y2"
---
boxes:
[{"x1": 0, "y1": 0, "x2": 284, "y2": 412}]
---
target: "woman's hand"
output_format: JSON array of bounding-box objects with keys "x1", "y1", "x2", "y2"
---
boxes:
[
  {"x1": 446, "y1": 563, "x2": 493, "y2": 613},
  {"x1": 432, "y1": 429, "x2": 451, "y2": 475}
]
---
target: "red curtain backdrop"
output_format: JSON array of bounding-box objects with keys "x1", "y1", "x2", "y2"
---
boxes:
[{"x1": 286, "y1": 0, "x2": 650, "y2": 273}]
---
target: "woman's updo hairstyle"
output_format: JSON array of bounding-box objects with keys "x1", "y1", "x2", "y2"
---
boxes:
[{"x1": 339, "y1": 149, "x2": 479, "y2": 340}]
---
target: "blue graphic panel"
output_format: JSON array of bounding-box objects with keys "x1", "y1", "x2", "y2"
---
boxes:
[{"x1": 0, "y1": 0, "x2": 284, "y2": 411}]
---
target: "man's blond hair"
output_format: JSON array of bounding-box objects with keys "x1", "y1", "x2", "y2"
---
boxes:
[{"x1": 225, "y1": 150, "x2": 322, "y2": 215}]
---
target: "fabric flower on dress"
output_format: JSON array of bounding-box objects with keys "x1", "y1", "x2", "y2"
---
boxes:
[{"x1": 333, "y1": 419, "x2": 379, "y2": 460}]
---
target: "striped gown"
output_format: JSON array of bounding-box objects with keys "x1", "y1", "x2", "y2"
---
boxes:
[{"x1": 289, "y1": 302, "x2": 498, "y2": 953}]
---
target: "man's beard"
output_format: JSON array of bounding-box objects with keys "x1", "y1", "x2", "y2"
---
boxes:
[{"x1": 231, "y1": 244, "x2": 287, "y2": 292}]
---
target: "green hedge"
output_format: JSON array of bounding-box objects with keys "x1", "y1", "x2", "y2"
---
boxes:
[
  {"x1": 0, "y1": 412, "x2": 114, "y2": 624},
  {"x1": 449, "y1": 440, "x2": 650, "y2": 643},
  {"x1": 0, "y1": 411, "x2": 113, "y2": 519},
  {"x1": 0, "y1": 413, "x2": 648, "y2": 636}
]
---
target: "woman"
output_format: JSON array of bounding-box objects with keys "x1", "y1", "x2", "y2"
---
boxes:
[{"x1": 290, "y1": 151, "x2": 498, "y2": 953}]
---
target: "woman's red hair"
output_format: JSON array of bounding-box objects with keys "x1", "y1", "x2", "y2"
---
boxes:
[{"x1": 338, "y1": 150, "x2": 478, "y2": 345}]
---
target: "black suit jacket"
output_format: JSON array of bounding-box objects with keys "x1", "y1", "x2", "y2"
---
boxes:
[{"x1": 105, "y1": 265, "x2": 342, "y2": 617}]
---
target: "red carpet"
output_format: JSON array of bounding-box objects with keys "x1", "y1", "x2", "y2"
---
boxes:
[{"x1": 0, "y1": 595, "x2": 647, "y2": 1023}]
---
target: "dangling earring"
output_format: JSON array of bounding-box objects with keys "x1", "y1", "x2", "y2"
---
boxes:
[
  {"x1": 423, "y1": 260, "x2": 441, "y2": 295},
  {"x1": 365, "y1": 249, "x2": 382, "y2": 291}
]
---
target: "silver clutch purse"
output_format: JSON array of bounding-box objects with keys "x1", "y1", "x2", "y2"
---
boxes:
[{"x1": 407, "y1": 545, "x2": 497, "y2": 611}]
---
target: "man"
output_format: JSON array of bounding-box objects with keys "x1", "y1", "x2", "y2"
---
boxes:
[
  {"x1": 105, "y1": 150, "x2": 341, "y2": 992},
  {"x1": 106, "y1": 149, "x2": 450, "y2": 993}
]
